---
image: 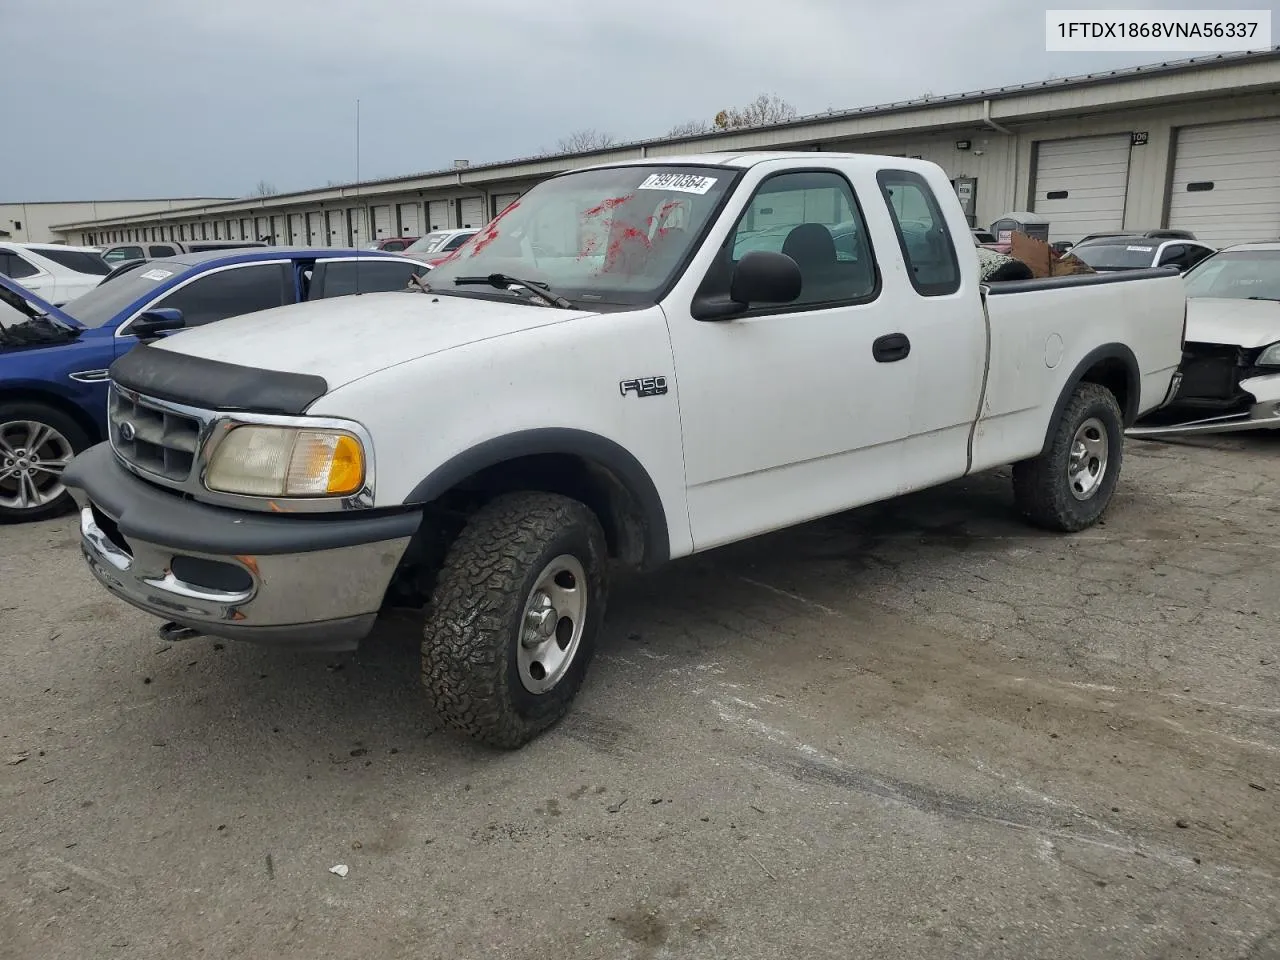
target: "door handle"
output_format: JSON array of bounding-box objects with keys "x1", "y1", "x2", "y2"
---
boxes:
[{"x1": 872, "y1": 332, "x2": 911, "y2": 363}]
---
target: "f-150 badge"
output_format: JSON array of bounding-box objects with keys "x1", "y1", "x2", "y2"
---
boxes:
[{"x1": 619, "y1": 376, "x2": 668, "y2": 398}]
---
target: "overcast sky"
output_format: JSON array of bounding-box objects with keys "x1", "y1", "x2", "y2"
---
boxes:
[{"x1": 3, "y1": 0, "x2": 1275, "y2": 201}]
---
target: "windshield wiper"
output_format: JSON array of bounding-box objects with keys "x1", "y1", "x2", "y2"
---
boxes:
[
  {"x1": 1248, "y1": 296, "x2": 1280, "y2": 302},
  {"x1": 454, "y1": 274, "x2": 573, "y2": 309}
]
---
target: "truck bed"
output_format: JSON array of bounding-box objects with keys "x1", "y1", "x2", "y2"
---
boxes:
[{"x1": 971, "y1": 267, "x2": 1187, "y2": 474}]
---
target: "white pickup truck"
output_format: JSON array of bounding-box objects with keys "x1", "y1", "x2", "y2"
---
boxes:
[{"x1": 63, "y1": 152, "x2": 1187, "y2": 748}]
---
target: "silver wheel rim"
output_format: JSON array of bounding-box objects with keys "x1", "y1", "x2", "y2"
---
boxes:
[
  {"x1": 517, "y1": 554, "x2": 588, "y2": 695},
  {"x1": 1068, "y1": 416, "x2": 1109, "y2": 501},
  {"x1": 0, "y1": 419, "x2": 75, "y2": 512}
]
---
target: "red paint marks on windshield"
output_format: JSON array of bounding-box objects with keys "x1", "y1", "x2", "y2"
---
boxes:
[
  {"x1": 467, "y1": 200, "x2": 521, "y2": 257},
  {"x1": 582, "y1": 195, "x2": 634, "y2": 218},
  {"x1": 604, "y1": 224, "x2": 653, "y2": 273}
]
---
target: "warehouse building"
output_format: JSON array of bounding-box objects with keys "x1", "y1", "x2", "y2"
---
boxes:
[
  {"x1": 54, "y1": 47, "x2": 1280, "y2": 249},
  {"x1": 2, "y1": 198, "x2": 230, "y2": 245}
]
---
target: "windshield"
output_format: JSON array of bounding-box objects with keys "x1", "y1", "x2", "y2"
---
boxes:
[
  {"x1": 1070, "y1": 242, "x2": 1157, "y2": 270},
  {"x1": 405, "y1": 232, "x2": 450, "y2": 253},
  {"x1": 35, "y1": 248, "x2": 111, "y2": 275},
  {"x1": 423, "y1": 165, "x2": 736, "y2": 305},
  {"x1": 59, "y1": 261, "x2": 186, "y2": 327},
  {"x1": 405, "y1": 230, "x2": 475, "y2": 254},
  {"x1": 1183, "y1": 249, "x2": 1280, "y2": 300}
]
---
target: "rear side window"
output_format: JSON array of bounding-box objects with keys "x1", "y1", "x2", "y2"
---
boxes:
[
  {"x1": 0, "y1": 251, "x2": 39, "y2": 279},
  {"x1": 877, "y1": 170, "x2": 961, "y2": 297},
  {"x1": 35, "y1": 248, "x2": 111, "y2": 275},
  {"x1": 149, "y1": 245, "x2": 177, "y2": 258},
  {"x1": 442, "y1": 232, "x2": 473, "y2": 251},
  {"x1": 309, "y1": 259, "x2": 426, "y2": 299}
]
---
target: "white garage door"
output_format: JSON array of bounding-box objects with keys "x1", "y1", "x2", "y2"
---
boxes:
[
  {"x1": 349, "y1": 207, "x2": 367, "y2": 244},
  {"x1": 1168, "y1": 118, "x2": 1280, "y2": 247},
  {"x1": 371, "y1": 205, "x2": 392, "y2": 240},
  {"x1": 492, "y1": 192, "x2": 521, "y2": 218},
  {"x1": 327, "y1": 209, "x2": 346, "y2": 246},
  {"x1": 306, "y1": 212, "x2": 323, "y2": 246},
  {"x1": 459, "y1": 197, "x2": 485, "y2": 229},
  {"x1": 1031, "y1": 134, "x2": 1132, "y2": 243},
  {"x1": 397, "y1": 203, "x2": 421, "y2": 236},
  {"x1": 288, "y1": 214, "x2": 304, "y2": 244},
  {"x1": 427, "y1": 200, "x2": 450, "y2": 231}
]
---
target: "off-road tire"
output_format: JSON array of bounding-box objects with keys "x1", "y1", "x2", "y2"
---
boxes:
[
  {"x1": 1012, "y1": 382, "x2": 1124, "y2": 533},
  {"x1": 0, "y1": 401, "x2": 90, "y2": 524},
  {"x1": 421, "y1": 491, "x2": 609, "y2": 749}
]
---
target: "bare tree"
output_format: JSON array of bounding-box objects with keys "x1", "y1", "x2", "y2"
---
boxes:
[
  {"x1": 666, "y1": 118, "x2": 714, "y2": 138},
  {"x1": 543, "y1": 128, "x2": 617, "y2": 155},
  {"x1": 251, "y1": 179, "x2": 279, "y2": 197},
  {"x1": 713, "y1": 93, "x2": 798, "y2": 131}
]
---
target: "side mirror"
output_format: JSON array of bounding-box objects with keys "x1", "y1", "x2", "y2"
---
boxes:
[
  {"x1": 692, "y1": 250, "x2": 803, "y2": 321},
  {"x1": 131, "y1": 308, "x2": 185, "y2": 338}
]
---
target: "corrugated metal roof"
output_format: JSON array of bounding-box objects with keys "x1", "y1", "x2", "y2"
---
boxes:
[
  {"x1": 54, "y1": 46, "x2": 1280, "y2": 228},
  {"x1": 308, "y1": 46, "x2": 1280, "y2": 193}
]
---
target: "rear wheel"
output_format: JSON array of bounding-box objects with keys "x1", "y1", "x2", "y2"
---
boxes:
[
  {"x1": 1012, "y1": 382, "x2": 1124, "y2": 532},
  {"x1": 421, "y1": 491, "x2": 609, "y2": 749},
  {"x1": 0, "y1": 402, "x2": 88, "y2": 524}
]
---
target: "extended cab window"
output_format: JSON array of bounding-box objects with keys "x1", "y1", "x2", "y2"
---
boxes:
[
  {"x1": 142, "y1": 263, "x2": 291, "y2": 329},
  {"x1": 149, "y1": 245, "x2": 177, "y2": 258},
  {"x1": 877, "y1": 170, "x2": 961, "y2": 297},
  {"x1": 710, "y1": 169, "x2": 877, "y2": 308},
  {"x1": 309, "y1": 259, "x2": 426, "y2": 299}
]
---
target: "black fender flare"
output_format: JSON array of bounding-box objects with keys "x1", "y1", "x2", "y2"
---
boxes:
[
  {"x1": 403, "y1": 428, "x2": 671, "y2": 566},
  {"x1": 1038, "y1": 343, "x2": 1140, "y2": 457}
]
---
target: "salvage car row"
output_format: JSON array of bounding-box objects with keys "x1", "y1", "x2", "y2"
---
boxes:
[{"x1": 1, "y1": 152, "x2": 1277, "y2": 754}]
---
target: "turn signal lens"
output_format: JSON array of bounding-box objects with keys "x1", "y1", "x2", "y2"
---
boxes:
[
  {"x1": 286, "y1": 431, "x2": 365, "y2": 496},
  {"x1": 206, "y1": 425, "x2": 366, "y2": 499}
]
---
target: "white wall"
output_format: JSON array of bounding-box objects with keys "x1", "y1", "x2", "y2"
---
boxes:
[{"x1": 0, "y1": 199, "x2": 228, "y2": 244}]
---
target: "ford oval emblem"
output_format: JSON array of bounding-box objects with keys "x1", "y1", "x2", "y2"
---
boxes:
[{"x1": 119, "y1": 421, "x2": 136, "y2": 442}]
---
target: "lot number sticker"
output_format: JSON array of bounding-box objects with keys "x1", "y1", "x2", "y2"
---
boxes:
[
  {"x1": 637, "y1": 173, "x2": 718, "y2": 195},
  {"x1": 140, "y1": 268, "x2": 174, "y2": 281}
]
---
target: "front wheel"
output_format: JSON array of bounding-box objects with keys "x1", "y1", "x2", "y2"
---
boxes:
[
  {"x1": 1012, "y1": 382, "x2": 1124, "y2": 532},
  {"x1": 0, "y1": 402, "x2": 89, "y2": 524},
  {"x1": 421, "y1": 491, "x2": 609, "y2": 749}
]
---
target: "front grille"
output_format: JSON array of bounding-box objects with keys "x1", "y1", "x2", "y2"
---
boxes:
[{"x1": 108, "y1": 386, "x2": 202, "y2": 482}]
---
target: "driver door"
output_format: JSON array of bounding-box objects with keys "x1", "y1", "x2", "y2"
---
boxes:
[{"x1": 666, "y1": 166, "x2": 917, "y2": 551}]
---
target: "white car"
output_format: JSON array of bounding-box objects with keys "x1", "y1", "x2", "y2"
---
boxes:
[
  {"x1": 399, "y1": 228, "x2": 479, "y2": 266},
  {"x1": 1068, "y1": 234, "x2": 1217, "y2": 274},
  {"x1": 1129, "y1": 241, "x2": 1280, "y2": 438},
  {"x1": 0, "y1": 242, "x2": 109, "y2": 305},
  {"x1": 64, "y1": 152, "x2": 1186, "y2": 749}
]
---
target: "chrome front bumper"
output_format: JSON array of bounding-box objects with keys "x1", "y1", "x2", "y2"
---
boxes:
[
  {"x1": 78, "y1": 506, "x2": 411, "y2": 650},
  {"x1": 65, "y1": 442, "x2": 420, "y2": 652}
]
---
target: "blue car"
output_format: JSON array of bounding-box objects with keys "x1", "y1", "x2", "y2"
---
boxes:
[{"x1": 0, "y1": 247, "x2": 429, "y2": 523}]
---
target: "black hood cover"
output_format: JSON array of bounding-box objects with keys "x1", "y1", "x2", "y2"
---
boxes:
[{"x1": 108, "y1": 342, "x2": 329, "y2": 415}]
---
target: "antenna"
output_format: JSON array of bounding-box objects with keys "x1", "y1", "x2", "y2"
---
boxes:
[{"x1": 355, "y1": 98, "x2": 361, "y2": 292}]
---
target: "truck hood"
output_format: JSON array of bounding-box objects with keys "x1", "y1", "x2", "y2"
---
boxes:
[
  {"x1": 1184, "y1": 297, "x2": 1280, "y2": 349},
  {"x1": 149, "y1": 290, "x2": 599, "y2": 387}
]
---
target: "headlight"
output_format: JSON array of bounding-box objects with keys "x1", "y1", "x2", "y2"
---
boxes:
[
  {"x1": 1258, "y1": 342, "x2": 1280, "y2": 367},
  {"x1": 205, "y1": 425, "x2": 366, "y2": 498}
]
